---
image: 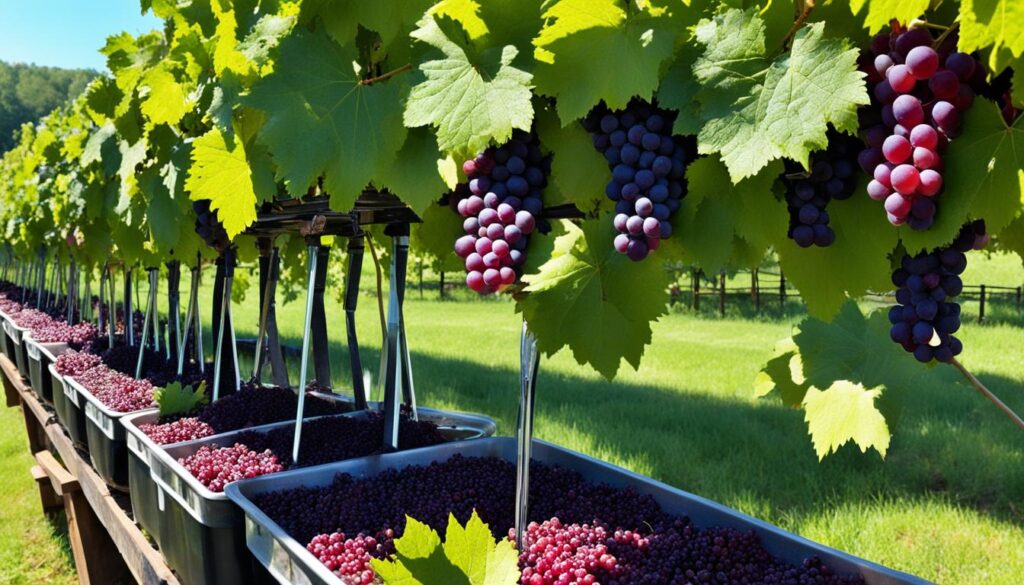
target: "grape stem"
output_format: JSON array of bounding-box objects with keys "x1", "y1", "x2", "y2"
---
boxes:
[
  {"x1": 950, "y1": 358, "x2": 1024, "y2": 431},
  {"x1": 932, "y1": 20, "x2": 960, "y2": 49},
  {"x1": 364, "y1": 233, "x2": 387, "y2": 345},
  {"x1": 359, "y1": 64, "x2": 412, "y2": 86},
  {"x1": 777, "y1": 0, "x2": 815, "y2": 53}
]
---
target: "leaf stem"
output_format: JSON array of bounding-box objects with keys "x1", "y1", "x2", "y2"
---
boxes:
[
  {"x1": 932, "y1": 20, "x2": 960, "y2": 49},
  {"x1": 950, "y1": 358, "x2": 1024, "y2": 431},
  {"x1": 364, "y1": 233, "x2": 387, "y2": 346},
  {"x1": 917, "y1": 21, "x2": 950, "y2": 31},
  {"x1": 778, "y1": 0, "x2": 815, "y2": 53},
  {"x1": 359, "y1": 63, "x2": 412, "y2": 86}
]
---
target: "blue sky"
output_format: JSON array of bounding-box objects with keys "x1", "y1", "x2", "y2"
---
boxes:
[{"x1": 0, "y1": 1, "x2": 162, "y2": 71}]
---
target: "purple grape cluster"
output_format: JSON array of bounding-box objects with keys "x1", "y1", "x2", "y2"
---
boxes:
[
  {"x1": 889, "y1": 220, "x2": 987, "y2": 362},
  {"x1": 859, "y1": 27, "x2": 983, "y2": 229},
  {"x1": 582, "y1": 100, "x2": 690, "y2": 261},
  {"x1": 253, "y1": 455, "x2": 861, "y2": 585},
  {"x1": 782, "y1": 131, "x2": 860, "y2": 248},
  {"x1": 180, "y1": 443, "x2": 284, "y2": 492},
  {"x1": 192, "y1": 199, "x2": 230, "y2": 251},
  {"x1": 194, "y1": 385, "x2": 349, "y2": 433},
  {"x1": 453, "y1": 130, "x2": 548, "y2": 294},
  {"x1": 54, "y1": 350, "x2": 103, "y2": 376}
]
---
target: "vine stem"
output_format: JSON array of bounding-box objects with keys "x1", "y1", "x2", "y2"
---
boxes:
[
  {"x1": 932, "y1": 20, "x2": 960, "y2": 49},
  {"x1": 950, "y1": 358, "x2": 1024, "y2": 431},
  {"x1": 778, "y1": 0, "x2": 815, "y2": 53},
  {"x1": 364, "y1": 233, "x2": 387, "y2": 346},
  {"x1": 359, "y1": 63, "x2": 412, "y2": 86}
]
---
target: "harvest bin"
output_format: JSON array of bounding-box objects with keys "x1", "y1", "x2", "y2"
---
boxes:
[
  {"x1": 0, "y1": 311, "x2": 14, "y2": 358},
  {"x1": 25, "y1": 339, "x2": 67, "y2": 403},
  {"x1": 119, "y1": 390, "x2": 368, "y2": 552},
  {"x1": 66, "y1": 376, "x2": 138, "y2": 488},
  {"x1": 226, "y1": 438, "x2": 932, "y2": 585},
  {"x1": 50, "y1": 364, "x2": 89, "y2": 450},
  {"x1": 147, "y1": 408, "x2": 495, "y2": 585},
  {"x1": 5, "y1": 319, "x2": 31, "y2": 380}
]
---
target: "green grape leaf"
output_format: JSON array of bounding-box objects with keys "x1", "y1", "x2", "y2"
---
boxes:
[
  {"x1": 117, "y1": 139, "x2": 148, "y2": 199},
  {"x1": 656, "y1": 44, "x2": 703, "y2": 136},
  {"x1": 85, "y1": 77, "x2": 123, "y2": 122},
  {"x1": 238, "y1": 13, "x2": 296, "y2": 68},
  {"x1": 378, "y1": 129, "x2": 449, "y2": 215},
  {"x1": 847, "y1": 0, "x2": 930, "y2": 33},
  {"x1": 300, "y1": 0, "x2": 432, "y2": 46},
  {"x1": 81, "y1": 123, "x2": 120, "y2": 177},
  {"x1": 520, "y1": 219, "x2": 670, "y2": 379},
  {"x1": 803, "y1": 381, "x2": 890, "y2": 459},
  {"x1": 677, "y1": 156, "x2": 786, "y2": 274},
  {"x1": 534, "y1": 104, "x2": 608, "y2": 212},
  {"x1": 139, "y1": 166, "x2": 182, "y2": 252},
  {"x1": 153, "y1": 381, "x2": 209, "y2": 417},
  {"x1": 444, "y1": 511, "x2": 520, "y2": 585},
  {"x1": 405, "y1": 15, "x2": 533, "y2": 156},
  {"x1": 246, "y1": 28, "x2": 407, "y2": 207},
  {"x1": 959, "y1": 0, "x2": 1024, "y2": 61},
  {"x1": 998, "y1": 214, "x2": 1024, "y2": 268},
  {"x1": 692, "y1": 9, "x2": 868, "y2": 182},
  {"x1": 412, "y1": 203, "x2": 464, "y2": 271},
  {"x1": 185, "y1": 127, "x2": 263, "y2": 238},
  {"x1": 900, "y1": 102, "x2": 1024, "y2": 254},
  {"x1": 776, "y1": 182, "x2": 898, "y2": 320},
  {"x1": 140, "y1": 67, "x2": 191, "y2": 127},
  {"x1": 755, "y1": 339, "x2": 812, "y2": 407},
  {"x1": 533, "y1": 0, "x2": 678, "y2": 124}
]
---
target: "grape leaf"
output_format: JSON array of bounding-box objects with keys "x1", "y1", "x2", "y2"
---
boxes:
[
  {"x1": 997, "y1": 214, "x2": 1024, "y2": 267},
  {"x1": 803, "y1": 381, "x2": 890, "y2": 459},
  {"x1": 655, "y1": 44, "x2": 703, "y2": 136},
  {"x1": 140, "y1": 67, "x2": 190, "y2": 127},
  {"x1": 677, "y1": 156, "x2": 786, "y2": 274},
  {"x1": 443, "y1": 511, "x2": 520, "y2": 585},
  {"x1": 85, "y1": 77, "x2": 123, "y2": 123},
  {"x1": 776, "y1": 179, "x2": 898, "y2": 320},
  {"x1": 534, "y1": 104, "x2": 608, "y2": 211},
  {"x1": 377, "y1": 129, "x2": 449, "y2": 216},
  {"x1": 533, "y1": 0, "x2": 678, "y2": 124},
  {"x1": 520, "y1": 219, "x2": 670, "y2": 379},
  {"x1": 900, "y1": 102, "x2": 1024, "y2": 254},
  {"x1": 404, "y1": 15, "x2": 533, "y2": 156},
  {"x1": 755, "y1": 338, "x2": 812, "y2": 407},
  {"x1": 847, "y1": 0, "x2": 930, "y2": 33},
  {"x1": 139, "y1": 166, "x2": 181, "y2": 252},
  {"x1": 246, "y1": 28, "x2": 407, "y2": 207},
  {"x1": 412, "y1": 204, "x2": 464, "y2": 271},
  {"x1": 81, "y1": 123, "x2": 120, "y2": 177},
  {"x1": 959, "y1": 0, "x2": 1024, "y2": 61},
  {"x1": 117, "y1": 139, "x2": 148, "y2": 199},
  {"x1": 300, "y1": 0, "x2": 432, "y2": 46},
  {"x1": 185, "y1": 127, "x2": 266, "y2": 238},
  {"x1": 154, "y1": 381, "x2": 209, "y2": 417},
  {"x1": 692, "y1": 9, "x2": 868, "y2": 182}
]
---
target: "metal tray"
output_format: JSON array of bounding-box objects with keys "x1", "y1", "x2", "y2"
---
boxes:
[
  {"x1": 25, "y1": 339, "x2": 67, "y2": 402},
  {"x1": 226, "y1": 438, "x2": 930, "y2": 585},
  {"x1": 66, "y1": 375, "x2": 149, "y2": 488},
  {"x1": 146, "y1": 407, "x2": 494, "y2": 585}
]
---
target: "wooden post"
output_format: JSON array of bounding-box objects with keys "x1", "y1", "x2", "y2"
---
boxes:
[
  {"x1": 21, "y1": 398, "x2": 48, "y2": 454},
  {"x1": 439, "y1": 271, "x2": 445, "y2": 299},
  {"x1": 31, "y1": 464, "x2": 64, "y2": 513},
  {"x1": 979, "y1": 284, "x2": 986, "y2": 322},
  {"x1": 1016, "y1": 286, "x2": 1021, "y2": 312},
  {"x1": 693, "y1": 269, "x2": 701, "y2": 311},
  {"x1": 779, "y1": 270, "x2": 786, "y2": 309},
  {"x1": 418, "y1": 259, "x2": 424, "y2": 299},
  {"x1": 753, "y1": 269, "x2": 761, "y2": 313},
  {"x1": 719, "y1": 271, "x2": 726, "y2": 317}
]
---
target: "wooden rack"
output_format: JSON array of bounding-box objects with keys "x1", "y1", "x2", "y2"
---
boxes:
[{"x1": 1, "y1": 354, "x2": 179, "y2": 585}]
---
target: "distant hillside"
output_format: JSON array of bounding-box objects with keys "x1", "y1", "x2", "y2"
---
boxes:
[{"x1": 0, "y1": 60, "x2": 98, "y2": 152}]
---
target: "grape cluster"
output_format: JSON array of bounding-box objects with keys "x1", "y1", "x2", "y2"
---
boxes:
[
  {"x1": 73, "y1": 364, "x2": 155, "y2": 412},
  {"x1": 139, "y1": 417, "x2": 215, "y2": 445},
  {"x1": 192, "y1": 199, "x2": 230, "y2": 251},
  {"x1": 54, "y1": 350, "x2": 103, "y2": 376},
  {"x1": 196, "y1": 385, "x2": 348, "y2": 433},
  {"x1": 307, "y1": 532, "x2": 385, "y2": 585},
  {"x1": 859, "y1": 28, "x2": 982, "y2": 229},
  {"x1": 12, "y1": 308, "x2": 97, "y2": 346},
  {"x1": 453, "y1": 130, "x2": 548, "y2": 294},
  {"x1": 582, "y1": 100, "x2": 689, "y2": 261},
  {"x1": 889, "y1": 221, "x2": 987, "y2": 362},
  {"x1": 253, "y1": 455, "x2": 860, "y2": 585},
  {"x1": 781, "y1": 131, "x2": 861, "y2": 247},
  {"x1": 179, "y1": 443, "x2": 283, "y2": 492}
]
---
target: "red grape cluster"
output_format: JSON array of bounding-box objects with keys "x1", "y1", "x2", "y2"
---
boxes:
[
  {"x1": 453, "y1": 130, "x2": 548, "y2": 294},
  {"x1": 306, "y1": 532, "x2": 385, "y2": 585},
  {"x1": 859, "y1": 27, "x2": 981, "y2": 229},
  {"x1": 12, "y1": 308, "x2": 98, "y2": 346},
  {"x1": 139, "y1": 417, "x2": 215, "y2": 445},
  {"x1": 73, "y1": 364, "x2": 155, "y2": 412},
  {"x1": 179, "y1": 443, "x2": 283, "y2": 492},
  {"x1": 889, "y1": 221, "x2": 987, "y2": 362},
  {"x1": 782, "y1": 131, "x2": 861, "y2": 247},
  {"x1": 582, "y1": 100, "x2": 689, "y2": 261},
  {"x1": 0, "y1": 295, "x2": 22, "y2": 314},
  {"x1": 514, "y1": 518, "x2": 621, "y2": 585},
  {"x1": 54, "y1": 350, "x2": 103, "y2": 376}
]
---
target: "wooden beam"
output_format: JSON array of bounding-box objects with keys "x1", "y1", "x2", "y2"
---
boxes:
[
  {"x1": 31, "y1": 464, "x2": 64, "y2": 513},
  {"x1": 35, "y1": 450, "x2": 79, "y2": 496}
]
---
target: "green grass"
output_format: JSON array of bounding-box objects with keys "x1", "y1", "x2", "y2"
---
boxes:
[{"x1": 1, "y1": 251, "x2": 1022, "y2": 583}]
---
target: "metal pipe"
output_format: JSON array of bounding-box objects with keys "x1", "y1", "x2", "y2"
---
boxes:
[
  {"x1": 252, "y1": 246, "x2": 278, "y2": 382},
  {"x1": 514, "y1": 321, "x2": 541, "y2": 549},
  {"x1": 135, "y1": 269, "x2": 157, "y2": 379},
  {"x1": 291, "y1": 244, "x2": 320, "y2": 464},
  {"x1": 344, "y1": 236, "x2": 367, "y2": 410},
  {"x1": 381, "y1": 239, "x2": 404, "y2": 451},
  {"x1": 124, "y1": 267, "x2": 134, "y2": 346}
]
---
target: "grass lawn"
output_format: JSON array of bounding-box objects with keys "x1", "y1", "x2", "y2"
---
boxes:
[{"x1": 1, "y1": 251, "x2": 1022, "y2": 583}]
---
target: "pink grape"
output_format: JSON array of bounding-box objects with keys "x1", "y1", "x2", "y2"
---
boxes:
[
  {"x1": 893, "y1": 95, "x2": 924, "y2": 127},
  {"x1": 867, "y1": 179, "x2": 891, "y2": 201},
  {"x1": 497, "y1": 203, "x2": 516, "y2": 224},
  {"x1": 642, "y1": 217, "x2": 661, "y2": 238},
  {"x1": 465, "y1": 253, "x2": 484, "y2": 272},
  {"x1": 515, "y1": 210, "x2": 535, "y2": 234},
  {"x1": 892, "y1": 124, "x2": 910, "y2": 138},
  {"x1": 887, "y1": 212, "x2": 906, "y2": 225},
  {"x1": 626, "y1": 215, "x2": 643, "y2": 235},
  {"x1": 882, "y1": 135, "x2": 912, "y2": 164},
  {"x1": 503, "y1": 224, "x2": 522, "y2": 244},
  {"x1": 874, "y1": 163, "x2": 893, "y2": 188},
  {"x1": 891, "y1": 164, "x2": 921, "y2": 195},
  {"x1": 454, "y1": 236, "x2": 475, "y2": 258},
  {"x1": 613, "y1": 234, "x2": 630, "y2": 253},
  {"x1": 499, "y1": 267, "x2": 516, "y2": 285},
  {"x1": 931, "y1": 101, "x2": 959, "y2": 133},
  {"x1": 913, "y1": 147, "x2": 939, "y2": 170},
  {"x1": 905, "y1": 46, "x2": 939, "y2": 79},
  {"x1": 474, "y1": 237, "x2": 492, "y2": 255},
  {"x1": 918, "y1": 169, "x2": 943, "y2": 196},
  {"x1": 482, "y1": 252, "x2": 500, "y2": 269},
  {"x1": 482, "y1": 268, "x2": 501, "y2": 287},
  {"x1": 479, "y1": 207, "x2": 498, "y2": 226},
  {"x1": 909, "y1": 124, "x2": 938, "y2": 149},
  {"x1": 491, "y1": 239, "x2": 510, "y2": 258},
  {"x1": 887, "y1": 64, "x2": 916, "y2": 93},
  {"x1": 874, "y1": 54, "x2": 894, "y2": 77},
  {"x1": 885, "y1": 193, "x2": 912, "y2": 216}
]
